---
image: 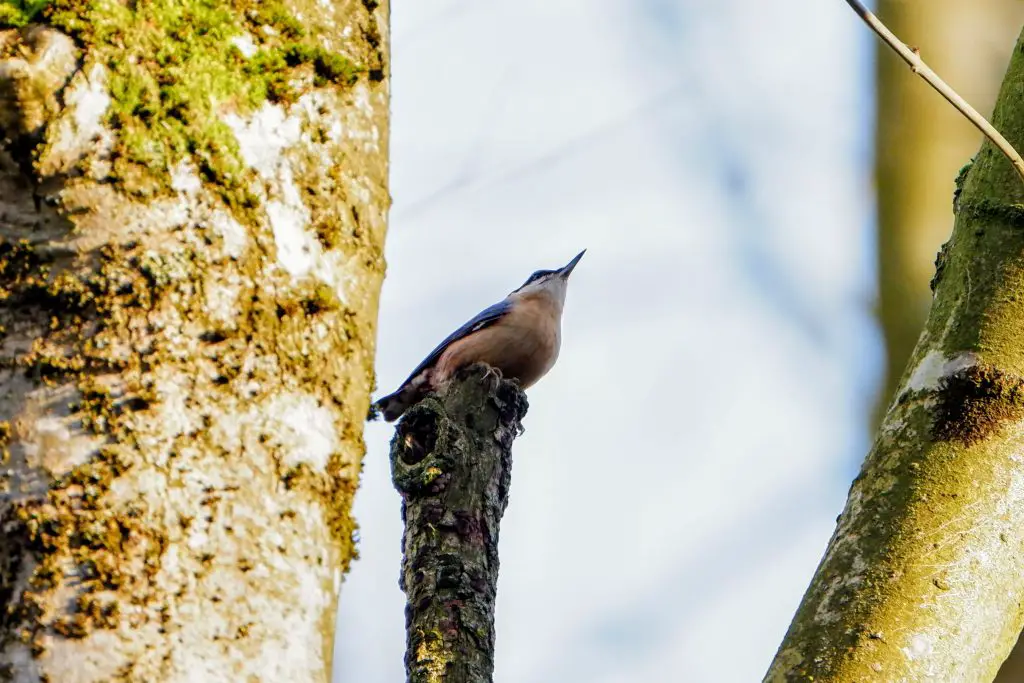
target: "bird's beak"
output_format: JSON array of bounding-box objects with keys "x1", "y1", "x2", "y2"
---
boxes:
[{"x1": 558, "y1": 249, "x2": 586, "y2": 278}]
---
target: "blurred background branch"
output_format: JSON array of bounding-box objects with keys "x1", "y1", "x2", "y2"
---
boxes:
[{"x1": 874, "y1": 0, "x2": 1024, "y2": 421}]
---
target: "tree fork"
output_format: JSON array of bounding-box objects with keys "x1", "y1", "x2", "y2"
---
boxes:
[
  {"x1": 765, "y1": 24, "x2": 1024, "y2": 682},
  {"x1": 389, "y1": 365, "x2": 528, "y2": 683}
]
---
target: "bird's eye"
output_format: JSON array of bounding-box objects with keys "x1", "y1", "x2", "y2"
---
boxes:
[{"x1": 526, "y1": 270, "x2": 552, "y2": 285}]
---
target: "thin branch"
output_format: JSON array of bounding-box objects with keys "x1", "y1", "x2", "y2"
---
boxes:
[{"x1": 845, "y1": 0, "x2": 1024, "y2": 185}]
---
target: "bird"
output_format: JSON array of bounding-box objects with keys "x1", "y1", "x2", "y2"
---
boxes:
[{"x1": 373, "y1": 249, "x2": 586, "y2": 422}]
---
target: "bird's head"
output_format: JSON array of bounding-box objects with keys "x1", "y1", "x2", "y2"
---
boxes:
[{"x1": 510, "y1": 249, "x2": 586, "y2": 303}]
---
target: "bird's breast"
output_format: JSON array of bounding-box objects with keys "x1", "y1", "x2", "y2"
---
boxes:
[{"x1": 436, "y1": 301, "x2": 561, "y2": 389}]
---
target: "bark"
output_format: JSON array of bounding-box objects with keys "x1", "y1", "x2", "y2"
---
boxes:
[
  {"x1": 389, "y1": 365, "x2": 528, "y2": 683},
  {"x1": 874, "y1": 0, "x2": 1024, "y2": 427},
  {"x1": 0, "y1": 1, "x2": 389, "y2": 681},
  {"x1": 874, "y1": 5, "x2": 1024, "y2": 680},
  {"x1": 764, "y1": 24, "x2": 1024, "y2": 682}
]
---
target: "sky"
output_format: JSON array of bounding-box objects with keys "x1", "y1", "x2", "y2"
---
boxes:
[{"x1": 334, "y1": 1, "x2": 879, "y2": 681}]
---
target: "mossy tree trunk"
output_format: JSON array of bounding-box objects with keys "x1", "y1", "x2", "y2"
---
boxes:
[
  {"x1": 764, "y1": 23, "x2": 1024, "y2": 682},
  {"x1": 390, "y1": 366, "x2": 528, "y2": 683},
  {"x1": 873, "y1": 3, "x2": 1024, "y2": 679},
  {"x1": 0, "y1": 1, "x2": 388, "y2": 681},
  {"x1": 874, "y1": 0, "x2": 1024, "y2": 429}
]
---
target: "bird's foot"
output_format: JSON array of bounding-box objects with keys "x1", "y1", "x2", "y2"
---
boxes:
[{"x1": 481, "y1": 364, "x2": 504, "y2": 387}]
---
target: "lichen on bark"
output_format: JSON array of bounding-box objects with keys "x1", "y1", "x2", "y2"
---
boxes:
[
  {"x1": 765, "y1": 24, "x2": 1024, "y2": 683},
  {"x1": 390, "y1": 365, "x2": 528, "y2": 683},
  {"x1": 0, "y1": 0, "x2": 390, "y2": 680}
]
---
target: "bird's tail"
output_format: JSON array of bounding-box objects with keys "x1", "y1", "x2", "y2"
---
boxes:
[{"x1": 372, "y1": 386, "x2": 418, "y2": 422}]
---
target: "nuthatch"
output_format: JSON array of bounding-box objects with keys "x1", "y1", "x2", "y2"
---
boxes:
[{"x1": 374, "y1": 250, "x2": 586, "y2": 422}]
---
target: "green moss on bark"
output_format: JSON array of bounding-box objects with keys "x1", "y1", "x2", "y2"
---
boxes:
[
  {"x1": 1, "y1": 0, "x2": 365, "y2": 203},
  {"x1": 0, "y1": 0, "x2": 46, "y2": 28},
  {"x1": 0, "y1": 0, "x2": 389, "y2": 674},
  {"x1": 0, "y1": 226, "x2": 369, "y2": 657}
]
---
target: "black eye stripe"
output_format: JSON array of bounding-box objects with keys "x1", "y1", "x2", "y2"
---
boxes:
[{"x1": 524, "y1": 269, "x2": 555, "y2": 286}]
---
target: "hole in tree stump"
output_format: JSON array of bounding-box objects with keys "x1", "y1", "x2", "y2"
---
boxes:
[{"x1": 397, "y1": 410, "x2": 437, "y2": 465}]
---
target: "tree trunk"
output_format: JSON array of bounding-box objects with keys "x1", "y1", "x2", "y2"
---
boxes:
[
  {"x1": 0, "y1": 0, "x2": 389, "y2": 680},
  {"x1": 874, "y1": 0, "x2": 1024, "y2": 427},
  {"x1": 390, "y1": 366, "x2": 528, "y2": 683},
  {"x1": 875, "y1": 3, "x2": 1024, "y2": 679},
  {"x1": 765, "y1": 23, "x2": 1024, "y2": 682}
]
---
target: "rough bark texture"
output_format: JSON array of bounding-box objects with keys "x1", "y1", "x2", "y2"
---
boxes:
[
  {"x1": 765, "y1": 25, "x2": 1024, "y2": 682},
  {"x1": 0, "y1": 1, "x2": 389, "y2": 681},
  {"x1": 389, "y1": 365, "x2": 528, "y2": 683},
  {"x1": 874, "y1": 0, "x2": 1024, "y2": 427}
]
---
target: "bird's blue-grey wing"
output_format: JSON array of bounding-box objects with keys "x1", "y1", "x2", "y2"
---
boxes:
[{"x1": 396, "y1": 300, "x2": 511, "y2": 388}]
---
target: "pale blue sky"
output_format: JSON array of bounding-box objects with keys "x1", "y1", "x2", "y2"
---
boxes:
[{"x1": 335, "y1": 1, "x2": 879, "y2": 681}]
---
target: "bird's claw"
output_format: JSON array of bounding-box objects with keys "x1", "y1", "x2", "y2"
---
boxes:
[{"x1": 481, "y1": 364, "x2": 504, "y2": 387}]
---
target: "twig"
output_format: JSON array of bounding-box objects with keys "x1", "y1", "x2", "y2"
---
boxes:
[{"x1": 845, "y1": 0, "x2": 1024, "y2": 185}]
